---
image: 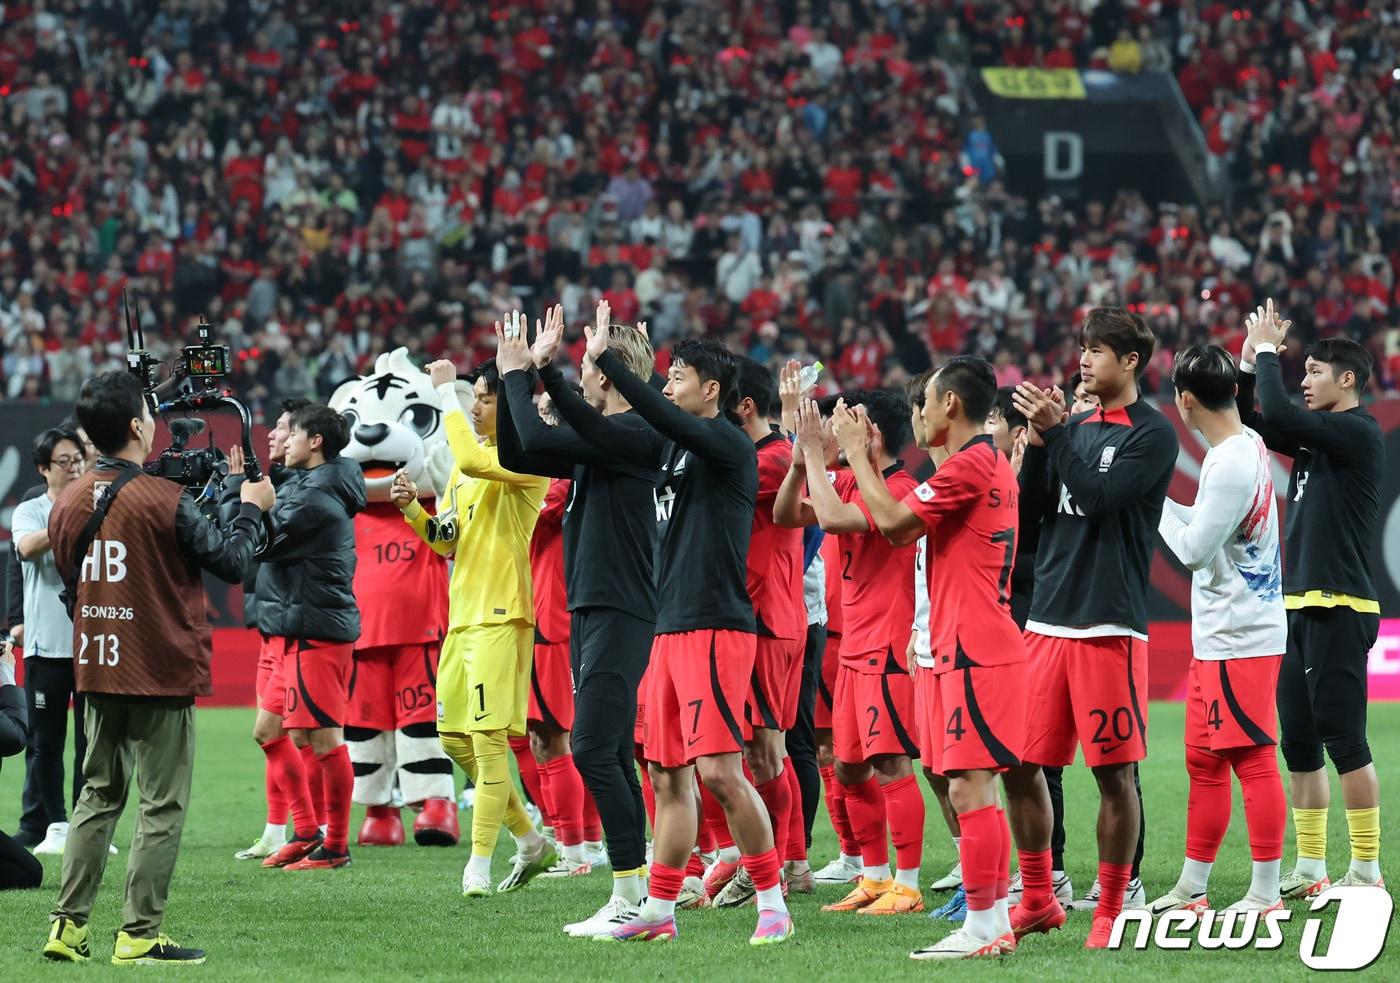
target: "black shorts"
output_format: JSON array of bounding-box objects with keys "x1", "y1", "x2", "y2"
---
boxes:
[
  {"x1": 1277, "y1": 605, "x2": 1380, "y2": 775},
  {"x1": 569, "y1": 606, "x2": 653, "y2": 692}
]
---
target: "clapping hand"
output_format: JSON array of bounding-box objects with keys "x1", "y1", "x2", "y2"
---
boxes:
[
  {"x1": 831, "y1": 398, "x2": 870, "y2": 460},
  {"x1": 584, "y1": 298, "x2": 611, "y2": 361},
  {"x1": 532, "y1": 303, "x2": 566, "y2": 369},
  {"x1": 427, "y1": 359, "x2": 457, "y2": 388},
  {"x1": 390, "y1": 468, "x2": 418, "y2": 511},
  {"x1": 495, "y1": 310, "x2": 533, "y2": 373},
  {"x1": 1243, "y1": 297, "x2": 1290, "y2": 363}
]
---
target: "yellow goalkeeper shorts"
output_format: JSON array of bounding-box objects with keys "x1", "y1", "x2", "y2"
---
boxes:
[{"x1": 437, "y1": 622, "x2": 533, "y2": 736}]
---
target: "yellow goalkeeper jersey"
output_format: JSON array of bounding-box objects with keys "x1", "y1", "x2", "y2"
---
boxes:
[{"x1": 403, "y1": 410, "x2": 548, "y2": 630}]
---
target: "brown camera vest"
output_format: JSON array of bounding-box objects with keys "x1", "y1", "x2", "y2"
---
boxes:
[{"x1": 48, "y1": 465, "x2": 214, "y2": 698}]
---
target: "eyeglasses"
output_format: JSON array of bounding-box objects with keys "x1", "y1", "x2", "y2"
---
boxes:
[{"x1": 50, "y1": 456, "x2": 85, "y2": 468}]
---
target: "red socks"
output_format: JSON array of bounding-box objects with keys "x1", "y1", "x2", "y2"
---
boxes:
[
  {"x1": 636, "y1": 748, "x2": 656, "y2": 830},
  {"x1": 582, "y1": 788, "x2": 603, "y2": 842},
  {"x1": 783, "y1": 764, "x2": 807, "y2": 862},
  {"x1": 821, "y1": 765, "x2": 859, "y2": 856},
  {"x1": 744, "y1": 847, "x2": 782, "y2": 894},
  {"x1": 881, "y1": 774, "x2": 925, "y2": 873},
  {"x1": 995, "y1": 807, "x2": 1011, "y2": 899},
  {"x1": 1017, "y1": 847, "x2": 1054, "y2": 909},
  {"x1": 685, "y1": 851, "x2": 705, "y2": 878},
  {"x1": 509, "y1": 737, "x2": 551, "y2": 827},
  {"x1": 299, "y1": 744, "x2": 326, "y2": 827},
  {"x1": 755, "y1": 770, "x2": 794, "y2": 862},
  {"x1": 1185, "y1": 744, "x2": 1232, "y2": 862},
  {"x1": 842, "y1": 774, "x2": 889, "y2": 868},
  {"x1": 1228, "y1": 744, "x2": 1286, "y2": 862},
  {"x1": 265, "y1": 756, "x2": 288, "y2": 826},
  {"x1": 958, "y1": 804, "x2": 1002, "y2": 912},
  {"x1": 539, "y1": 755, "x2": 586, "y2": 848},
  {"x1": 261, "y1": 738, "x2": 316, "y2": 837},
  {"x1": 649, "y1": 861, "x2": 685, "y2": 902},
  {"x1": 696, "y1": 809, "x2": 718, "y2": 853},
  {"x1": 317, "y1": 744, "x2": 354, "y2": 854},
  {"x1": 1096, "y1": 861, "x2": 1134, "y2": 924},
  {"x1": 700, "y1": 780, "x2": 734, "y2": 850}
]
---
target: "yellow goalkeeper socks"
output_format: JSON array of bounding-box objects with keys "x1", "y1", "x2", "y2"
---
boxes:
[
  {"x1": 466, "y1": 729, "x2": 536, "y2": 856},
  {"x1": 1346, "y1": 807, "x2": 1381, "y2": 882},
  {"x1": 1293, "y1": 807, "x2": 1328, "y2": 880}
]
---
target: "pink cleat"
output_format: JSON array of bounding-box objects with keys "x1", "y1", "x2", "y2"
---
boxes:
[
  {"x1": 602, "y1": 914, "x2": 679, "y2": 943},
  {"x1": 750, "y1": 909, "x2": 795, "y2": 946}
]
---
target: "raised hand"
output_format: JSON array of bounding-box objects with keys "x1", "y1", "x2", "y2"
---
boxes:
[
  {"x1": 227, "y1": 444, "x2": 246, "y2": 475},
  {"x1": 831, "y1": 397, "x2": 869, "y2": 460},
  {"x1": 389, "y1": 468, "x2": 418, "y2": 511},
  {"x1": 1010, "y1": 427, "x2": 1029, "y2": 476},
  {"x1": 532, "y1": 303, "x2": 566, "y2": 369},
  {"x1": 1012, "y1": 381, "x2": 1063, "y2": 436},
  {"x1": 427, "y1": 359, "x2": 457, "y2": 388},
  {"x1": 778, "y1": 360, "x2": 804, "y2": 435},
  {"x1": 495, "y1": 310, "x2": 533, "y2": 373},
  {"x1": 584, "y1": 298, "x2": 611, "y2": 361},
  {"x1": 1245, "y1": 297, "x2": 1290, "y2": 359}
]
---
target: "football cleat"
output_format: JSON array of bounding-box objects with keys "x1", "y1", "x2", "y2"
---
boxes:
[
  {"x1": 1335, "y1": 870, "x2": 1386, "y2": 889},
  {"x1": 930, "y1": 861, "x2": 963, "y2": 891},
  {"x1": 749, "y1": 909, "x2": 794, "y2": 946},
  {"x1": 821, "y1": 877, "x2": 893, "y2": 913},
  {"x1": 234, "y1": 830, "x2": 287, "y2": 860},
  {"x1": 565, "y1": 897, "x2": 640, "y2": 937},
  {"x1": 540, "y1": 856, "x2": 594, "y2": 878},
  {"x1": 261, "y1": 833, "x2": 323, "y2": 868},
  {"x1": 1279, "y1": 869, "x2": 1331, "y2": 899},
  {"x1": 1224, "y1": 895, "x2": 1286, "y2": 913},
  {"x1": 859, "y1": 882, "x2": 924, "y2": 915},
  {"x1": 1084, "y1": 915, "x2": 1117, "y2": 950},
  {"x1": 1067, "y1": 876, "x2": 1146, "y2": 912},
  {"x1": 677, "y1": 876, "x2": 709, "y2": 910},
  {"x1": 284, "y1": 846, "x2": 352, "y2": 871},
  {"x1": 33, "y1": 822, "x2": 69, "y2": 856},
  {"x1": 929, "y1": 885, "x2": 967, "y2": 922},
  {"x1": 43, "y1": 917, "x2": 90, "y2": 963},
  {"x1": 602, "y1": 914, "x2": 678, "y2": 942},
  {"x1": 584, "y1": 842, "x2": 610, "y2": 868},
  {"x1": 703, "y1": 858, "x2": 740, "y2": 900},
  {"x1": 1008, "y1": 869, "x2": 1074, "y2": 905},
  {"x1": 785, "y1": 864, "x2": 815, "y2": 894},
  {"x1": 812, "y1": 855, "x2": 863, "y2": 885},
  {"x1": 910, "y1": 928, "x2": 1009, "y2": 961},
  {"x1": 713, "y1": 865, "x2": 757, "y2": 908},
  {"x1": 1010, "y1": 898, "x2": 1068, "y2": 938},
  {"x1": 111, "y1": 932, "x2": 206, "y2": 966},
  {"x1": 1147, "y1": 888, "x2": 1209, "y2": 915},
  {"x1": 462, "y1": 869, "x2": 493, "y2": 898},
  {"x1": 497, "y1": 840, "x2": 558, "y2": 893}
]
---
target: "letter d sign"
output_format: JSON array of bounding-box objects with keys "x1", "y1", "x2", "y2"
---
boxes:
[{"x1": 1044, "y1": 132, "x2": 1083, "y2": 180}]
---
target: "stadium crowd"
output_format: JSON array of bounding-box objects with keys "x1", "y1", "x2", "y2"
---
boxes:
[{"x1": 1, "y1": 0, "x2": 1399, "y2": 413}]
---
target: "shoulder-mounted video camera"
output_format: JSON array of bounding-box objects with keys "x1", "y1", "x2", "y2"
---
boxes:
[{"x1": 124, "y1": 291, "x2": 262, "y2": 503}]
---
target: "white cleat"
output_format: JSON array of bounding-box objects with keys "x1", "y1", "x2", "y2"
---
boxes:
[
  {"x1": 813, "y1": 855, "x2": 862, "y2": 885},
  {"x1": 462, "y1": 869, "x2": 493, "y2": 898},
  {"x1": 565, "y1": 897, "x2": 641, "y2": 937},
  {"x1": 1279, "y1": 869, "x2": 1331, "y2": 899},
  {"x1": 677, "y1": 875, "x2": 709, "y2": 910},
  {"x1": 931, "y1": 861, "x2": 963, "y2": 891},
  {"x1": 539, "y1": 857, "x2": 593, "y2": 879},
  {"x1": 1224, "y1": 894, "x2": 1285, "y2": 912},
  {"x1": 1147, "y1": 888, "x2": 1209, "y2": 915},
  {"x1": 713, "y1": 865, "x2": 757, "y2": 908},
  {"x1": 32, "y1": 822, "x2": 69, "y2": 856},
  {"x1": 1067, "y1": 876, "x2": 1146, "y2": 912},
  {"x1": 1008, "y1": 869, "x2": 1074, "y2": 906},
  {"x1": 910, "y1": 928, "x2": 1012, "y2": 961},
  {"x1": 234, "y1": 831, "x2": 287, "y2": 861},
  {"x1": 583, "y1": 842, "x2": 610, "y2": 869},
  {"x1": 1335, "y1": 870, "x2": 1386, "y2": 889}
]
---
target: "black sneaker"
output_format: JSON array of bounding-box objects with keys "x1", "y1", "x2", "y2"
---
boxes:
[{"x1": 111, "y1": 931, "x2": 206, "y2": 965}]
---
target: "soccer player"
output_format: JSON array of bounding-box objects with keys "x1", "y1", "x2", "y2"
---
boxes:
[
  {"x1": 1148, "y1": 344, "x2": 1287, "y2": 914},
  {"x1": 494, "y1": 305, "x2": 660, "y2": 935},
  {"x1": 552, "y1": 307, "x2": 793, "y2": 945},
  {"x1": 394, "y1": 358, "x2": 554, "y2": 896},
  {"x1": 811, "y1": 524, "x2": 861, "y2": 885},
  {"x1": 835, "y1": 356, "x2": 1028, "y2": 959},
  {"x1": 1008, "y1": 308, "x2": 1179, "y2": 947},
  {"x1": 252, "y1": 405, "x2": 366, "y2": 872},
  {"x1": 708, "y1": 358, "x2": 808, "y2": 905},
  {"x1": 1237, "y1": 300, "x2": 1386, "y2": 893},
  {"x1": 776, "y1": 387, "x2": 926, "y2": 916}
]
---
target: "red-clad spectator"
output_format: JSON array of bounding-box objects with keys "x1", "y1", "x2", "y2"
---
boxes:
[{"x1": 835, "y1": 325, "x2": 888, "y2": 389}]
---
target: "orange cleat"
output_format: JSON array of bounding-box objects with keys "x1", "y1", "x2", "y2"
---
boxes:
[
  {"x1": 858, "y1": 882, "x2": 924, "y2": 915},
  {"x1": 262, "y1": 833, "x2": 323, "y2": 868},
  {"x1": 821, "y1": 877, "x2": 894, "y2": 913},
  {"x1": 1010, "y1": 899, "x2": 1068, "y2": 938}
]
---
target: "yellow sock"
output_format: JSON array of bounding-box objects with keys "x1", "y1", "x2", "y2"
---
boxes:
[
  {"x1": 467, "y1": 730, "x2": 536, "y2": 855},
  {"x1": 1294, "y1": 807, "x2": 1328, "y2": 861},
  {"x1": 1346, "y1": 807, "x2": 1380, "y2": 862}
]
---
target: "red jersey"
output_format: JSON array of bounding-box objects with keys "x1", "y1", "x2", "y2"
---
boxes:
[
  {"x1": 353, "y1": 502, "x2": 449, "y2": 648},
  {"x1": 901, "y1": 435, "x2": 1027, "y2": 674},
  {"x1": 832, "y1": 465, "x2": 916, "y2": 671},
  {"x1": 746, "y1": 434, "x2": 804, "y2": 641},
  {"x1": 529, "y1": 478, "x2": 570, "y2": 645},
  {"x1": 820, "y1": 530, "x2": 844, "y2": 638}
]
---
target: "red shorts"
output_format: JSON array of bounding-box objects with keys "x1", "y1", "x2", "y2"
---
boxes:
[
  {"x1": 529, "y1": 640, "x2": 575, "y2": 731},
  {"x1": 832, "y1": 662, "x2": 919, "y2": 764},
  {"x1": 814, "y1": 632, "x2": 841, "y2": 730},
  {"x1": 261, "y1": 638, "x2": 354, "y2": 730},
  {"x1": 747, "y1": 636, "x2": 803, "y2": 732},
  {"x1": 917, "y1": 662, "x2": 1027, "y2": 775},
  {"x1": 1185, "y1": 655, "x2": 1281, "y2": 751},
  {"x1": 255, "y1": 634, "x2": 280, "y2": 704},
  {"x1": 642, "y1": 629, "x2": 755, "y2": 768},
  {"x1": 635, "y1": 665, "x2": 649, "y2": 746},
  {"x1": 1021, "y1": 632, "x2": 1149, "y2": 768},
  {"x1": 346, "y1": 643, "x2": 440, "y2": 731}
]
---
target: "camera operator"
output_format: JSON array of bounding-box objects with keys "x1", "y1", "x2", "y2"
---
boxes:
[
  {"x1": 41, "y1": 371, "x2": 275, "y2": 966},
  {"x1": 220, "y1": 397, "x2": 310, "y2": 862},
  {"x1": 10, "y1": 426, "x2": 88, "y2": 858},
  {"x1": 247, "y1": 404, "x2": 366, "y2": 872},
  {"x1": 1, "y1": 637, "x2": 43, "y2": 890}
]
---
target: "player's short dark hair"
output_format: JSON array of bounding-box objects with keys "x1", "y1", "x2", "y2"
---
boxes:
[
  {"x1": 991, "y1": 386, "x2": 1028, "y2": 431},
  {"x1": 291, "y1": 403, "x2": 350, "y2": 459},
  {"x1": 840, "y1": 388, "x2": 912, "y2": 453},
  {"x1": 76, "y1": 371, "x2": 147, "y2": 455},
  {"x1": 906, "y1": 369, "x2": 936, "y2": 409},
  {"x1": 1308, "y1": 337, "x2": 1372, "y2": 394},
  {"x1": 934, "y1": 356, "x2": 998, "y2": 422},
  {"x1": 1171, "y1": 344, "x2": 1237, "y2": 411},
  {"x1": 672, "y1": 338, "x2": 741, "y2": 413},
  {"x1": 471, "y1": 357, "x2": 535, "y2": 395},
  {"x1": 735, "y1": 357, "x2": 780, "y2": 418},
  {"x1": 1080, "y1": 307, "x2": 1155, "y2": 378},
  {"x1": 281, "y1": 396, "x2": 312, "y2": 415},
  {"x1": 32, "y1": 426, "x2": 84, "y2": 468}
]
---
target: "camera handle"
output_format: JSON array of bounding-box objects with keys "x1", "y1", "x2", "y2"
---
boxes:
[{"x1": 156, "y1": 393, "x2": 263, "y2": 481}]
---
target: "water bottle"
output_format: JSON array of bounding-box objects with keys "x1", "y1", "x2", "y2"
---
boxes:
[{"x1": 798, "y1": 361, "x2": 823, "y2": 392}]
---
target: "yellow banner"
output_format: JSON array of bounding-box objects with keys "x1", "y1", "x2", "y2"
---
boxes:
[{"x1": 980, "y1": 68, "x2": 1085, "y2": 100}]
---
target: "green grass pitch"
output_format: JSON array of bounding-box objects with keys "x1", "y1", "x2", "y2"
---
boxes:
[{"x1": 0, "y1": 701, "x2": 1395, "y2": 980}]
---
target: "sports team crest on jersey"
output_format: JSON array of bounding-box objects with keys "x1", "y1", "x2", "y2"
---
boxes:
[
  {"x1": 1099, "y1": 445, "x2": 1117, "y2": 472},
  {"x1": 92, "y1": 481, "x2": 110, "y2": 506},
  {"x1": 914, "y1": 482, "x2": 935, "y2": 502}
]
